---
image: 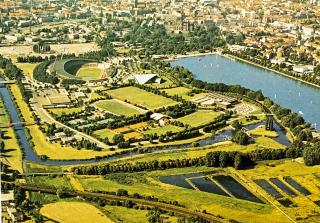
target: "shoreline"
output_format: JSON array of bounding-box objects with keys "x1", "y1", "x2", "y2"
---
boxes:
[{"x1": 169, "y1": 50, "x2": 320, "y2": 90}]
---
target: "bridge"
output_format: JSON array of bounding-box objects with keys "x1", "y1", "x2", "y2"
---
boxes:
[
  {"x1": 0, "y1": 121, "x2": 35, "y2": 128},
  {"x1": 0, "y1": 80, "x2": 15, "y2": 85}
]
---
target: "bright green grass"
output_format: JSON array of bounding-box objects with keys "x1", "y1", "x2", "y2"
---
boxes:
[
  {"x1": 93, "y1": 128, "x2": 117, "y2": 141},
  {"x1": 95, "y1": 100, "x2": 142, "y2": 117},
  {"x1": 76, "y1": 67, "x2": 103, "y2": 80},
  {"x1": 163, "y1": 87, "x2": 207, "y2": 100},
  {"x1": 107, "y1": 87, "x2": 177, "y2": 109},
  {"x1": 29, "y1": 176, "x2": 72, "y2": 189},
  {"x1": 142, "y1": 125, "x2": 183, "y2": 135},
  {"x1": 104, "y1": 205, "x2": 148, "y2": 223},
  {"x1": 177, "y1": 110, "x2": 220, "y2": 127}
]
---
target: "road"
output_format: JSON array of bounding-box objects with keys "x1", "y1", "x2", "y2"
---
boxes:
[
  {"x1": 5, "y1": 181, "x2": 223, "y2": 223},
  {"x1": 40, "y1": 108, "x2": 109, "y2": 149}
]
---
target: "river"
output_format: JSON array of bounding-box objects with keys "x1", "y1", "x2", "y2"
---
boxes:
[{"x1": 171, "y1": 54, "x2": 320, "y2": 130}]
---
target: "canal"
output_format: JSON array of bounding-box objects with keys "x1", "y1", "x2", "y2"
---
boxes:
[{"x1": 171, "y1": 54, "x2": 320, "y2": 130}]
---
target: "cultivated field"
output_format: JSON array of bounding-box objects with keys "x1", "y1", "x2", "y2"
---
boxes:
[
  {"x1": 107, "y1": 87, "x2": 177, "y2": 109},
  {"x1": 177, "y1": 110, "x2": 220, "y2": 127},
  {"x1": 93, "y1": 128, "x2": 116, "y2": 142},
  {"x1": 95, "y1": 99, "x2": 143, "y2": 117},
  {"x1": 40, "y1": 202, "x2": 113, "y2": 223}
]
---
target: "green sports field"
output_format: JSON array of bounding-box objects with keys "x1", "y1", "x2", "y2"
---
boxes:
[
  {"x1": 177, "y1": 110, "x2": 221, "y2": 127},
  {"x1": 76, "y1": 67, "x2": 103, "y2": 80},
  {"x1": 95, "y1": 100, "x2": 142, "y2": 117},
  {"x1": 107, "y1": 86, "x2": 177, "y2": 109}
]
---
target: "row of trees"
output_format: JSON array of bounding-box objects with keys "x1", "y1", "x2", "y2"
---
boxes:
[
  {"x1": 33, "y1": 61, "x2": 59, "y2": 84},
  {"x1": 72, "y1": 141, "x2": 306, "y2": 175}
]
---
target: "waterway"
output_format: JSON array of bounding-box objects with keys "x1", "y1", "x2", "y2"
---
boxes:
[{"x1": 171, "y1": 54, "x2": 320, "y2": 130}]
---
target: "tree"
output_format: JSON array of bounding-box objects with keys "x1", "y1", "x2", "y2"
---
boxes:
[
  {"x1": 232, "y1": 130, "x2": 251, "y2": 145},
  {"x1": 234, "y1": 153, "x2": 244, "y2": 170},
  {"x1": 147, "y1": 208, "x2": 163, "y2": 223},
  {"x1": 113, "y1": 134, "x2": 125, "y2": 145},
  {"x1": 303, "y1": 142, "x2": 320, "y2": 166}
]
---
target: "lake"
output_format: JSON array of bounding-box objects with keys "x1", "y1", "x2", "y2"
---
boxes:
[{"x1": 171, "y1": 54, "x2": 320, "y2": 130}]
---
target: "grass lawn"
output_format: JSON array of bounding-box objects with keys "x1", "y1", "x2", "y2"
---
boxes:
[
  {"x1": 177, "y1": 110, "x2": 220, "y2": 127},
  {"x1": 163, "y1": 87, "x2": 207, "y2": 100},
  {"x1": 93, "y1": 128, "x2": 116, "y2": 141},
  {"x1": 9, "y1": 85, "x2": 113, "y2": 160},
  {"x1": 77, "y1": 166, "x2": 290, "y2": 223},
  {"x1": 76, "y1": 67, "x2": 103, "y2": 80},
  {"x1": 104, "y1": 205, "x2": 148, "y2": 223},
  {"x1": 16, "y1": 63, "x2": 39, "y2": 79},
  {"x1": 29, "y1": 176, "x2": 72, "y2": 189},
  {"x1": 95, "y1": 100, "x2": 142, "y2": 117},
  {"x1": 142, "y1": 125, "x2": 183, "y2": 135},
  {"x1": 248, "y1": 126, "x2": 279, "y2": 138},
  {"x1": 107, "y1": 87, "x2": 177, "y2": 110},
  {"x1": 40, "y1": 202, "x2": 113, "y2": 223}
]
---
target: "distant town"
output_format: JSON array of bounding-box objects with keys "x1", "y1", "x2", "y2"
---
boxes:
[{"x1": 1, "y1": 1, "x2": 320, "y2": 223}]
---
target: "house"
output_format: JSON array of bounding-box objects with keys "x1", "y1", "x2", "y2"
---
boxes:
[
  {"x1": 151, "y1": 113, "x2": 171, "y2": 126},
  {"x1": 134, "y1": 74, "x2": 162, "y2": 85}
]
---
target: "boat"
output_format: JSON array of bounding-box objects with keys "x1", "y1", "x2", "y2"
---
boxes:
[
  {"x1": 274, "y1": 94, "x2": 277, "y2": 99},
  {"x1": 299, "y1": 111, "x2": 304, "y2": 115}
]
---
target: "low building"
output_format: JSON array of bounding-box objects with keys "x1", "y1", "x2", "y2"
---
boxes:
[
  {"x1": 134, "y1": 74, "x2": 162, "y2": 85},
  {"x1": 151, "y1": 113, "x2": 171, "y2": 126},
  {"x1": 293, "y1": 65, "x2": 314, "y2": 74}
]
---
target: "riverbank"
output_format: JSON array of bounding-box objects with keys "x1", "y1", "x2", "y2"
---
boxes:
[{"x1": 221, "y1": 53, "x2": 320, "y2": 90}]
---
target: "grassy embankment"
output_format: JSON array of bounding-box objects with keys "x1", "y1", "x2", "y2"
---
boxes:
[{"x1": 0, "y1": 98, "x2": 23, "y2": 172}]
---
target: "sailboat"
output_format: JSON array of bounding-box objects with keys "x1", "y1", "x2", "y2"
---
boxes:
[
  {"x1": 274, "y1": 94, "x2": 277, "y2": 99},
  {"x1": 298, "y1": 92, "x2": 301, "y2": 96}
]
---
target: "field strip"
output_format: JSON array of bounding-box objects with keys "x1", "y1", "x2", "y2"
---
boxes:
[{"x1": 67, "y1": 175, "x2": 85, "y2": 191}]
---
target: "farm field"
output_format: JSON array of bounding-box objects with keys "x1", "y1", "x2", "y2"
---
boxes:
[
  {"x1": 29, "y1": 176, "x2": 72, "y2": 189},
  {"x1": 40, "y1": 202, "x2": 113, "y2": 223},
  {"x1": 77, "y1": 167, "x2": 290, "y2": 223},
  {"x1": 107, "y1": 86, "x2": 177, "y2": 109},
  {"x1": 76, "y1": 66, "x2": 103, "y2": 80},
  {"x1": 95, "y1": 99, "x2": 143, "y2": 117},
  {"x1": 103, "y1": 205, "x2": 148, "y2": 223},
  {"x1": 177, "y1": 110, "x2": 220, "y2": 127}
]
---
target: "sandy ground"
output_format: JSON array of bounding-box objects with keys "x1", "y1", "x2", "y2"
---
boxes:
[{"x1": 0, "y1": 42, "x2": 99, "y2": 58}]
